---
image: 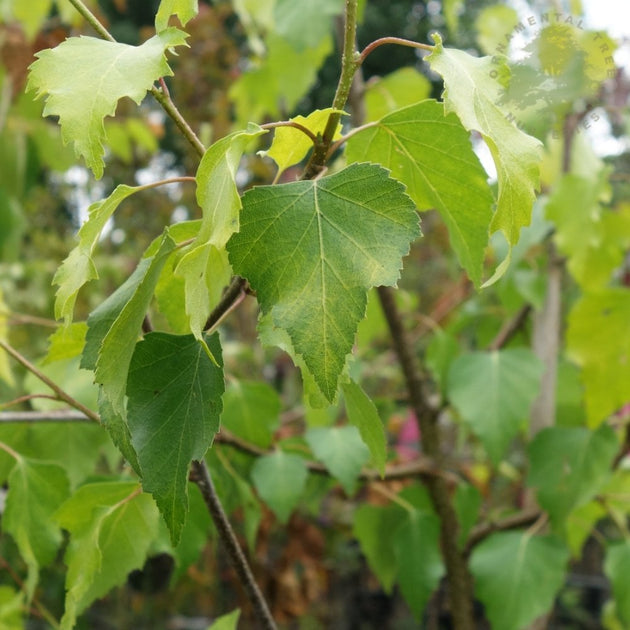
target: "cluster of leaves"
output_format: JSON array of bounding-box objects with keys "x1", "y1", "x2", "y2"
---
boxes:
[{"x1": 1, "y1": 0, "x2": 630, "y2": 629}]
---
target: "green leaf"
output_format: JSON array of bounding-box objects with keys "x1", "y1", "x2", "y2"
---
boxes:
[
  {"x1": 97, "y1": 388, "x2": 141, "y2": 474},
  {"x1": 175, "y1": 124, "x2": 265, "y2": 340},
  {"x1": 22, "y1": 422, "x2": 111, "y2": 489},
  {"x1": 90, "y1": 233, "x2": 176, "y2": 415},
  {"x1": 364, "y1": 67, "x2": 431, "y2": 123},
  {"x1": 427, "y1": 34, "x2": 542, "y2": 281},
  {"x1": 155, "y1": 0, "x2": 198, "y2": 32},
  {"x1": 566, "y1": 501, "x2": 606, "y2": 557},
  {"x1": 545, "y1": 173, "x2": 630, "y2": 290},
  {"x1": 55, "y1": 482, "x2": 159, "y2": 630},
  {"x1": 175, "y1": 244, "x2": 231, "y2": 342},
  {"x1": 228, "y1": 163, "x2": 420, "y2": 401},
  {"x1": 447, "y1": 349, "x2": 544, "y2": 463},
  {"x1": 273, "y1": 0, "x2": 343, "y2": 50},
  {"x1": 53, "y1": 185, "x2": 141, "y2": 323},
  {"x1": 27, "y1": 28, "x2": 188, "y2": 178},
  {"x1": 9, "y1": 0, "x2": 53, "y2": 40},
  {"x1": 207, "y1": 608, "x2": 241, "y2": 630},
  {"x1": 222, "y1": 380, "x2": 280, "y2": 449},
  {"x1": 393, "y1": 509, "x2": 444, "y2": 620},
  {"x1": 220, "y1": 461, "x2": 262, "y2": 552},
  {"x1": 567, "y1": 289, "x2": 630, "y2": 426},
  {"x1": 3, "y1": 457, "x2": 70, "y2": 600},
  {"x1": 353, "y1": 503, "x2": 401, "y2": 593},
  {"x1": 44, "y1": 322, "x2": 87, "y2": 363},
  {"x1": 127, "y1": 332, "x2": 224, "y2": 544},
  {"x1": 605, "y1": 541, "x2": 630, "y2": 627},
  {"x1": 0, "y1": 585, "x2": 23, "y2": 629},
  {"x1": 346, "y1": 100, "x2": 493, "y2": 286},
  {"x1": 154, "y1": 220, "x2": 203, "y2": 335},
  {"x1": 305, "y1": 426, "x2": 369, "y2": 495},
  {"x1": 527, "y1": 425, "x2": 618, "y2": 530},
  {"x1": 171, "y1": 483, "x2": 212, "y2": 579},
  {"x1": 261, "y1": 108, "x2": 342, "y2": 178},
  {"x1": 454, "y1": 483, "x2": 482, "y2": 548},
  {"x1": 341, "y1": 380, "x2": 387, "y2": 476},
  {"x1": 23, "y1": 357, "x2": 98, "y2": 413},
  {"x1": 193, "y1": 124, "x2": 266, "y2": 248},
  {"x1": 257, "y1": 313, "x2": 330, "y2": 409},
  {"x1": 470, "y1": 532, "x2": 569, "y2": 630},
  {"x1": 250, "y1": 451, "x2": 308, "y2": 523}
]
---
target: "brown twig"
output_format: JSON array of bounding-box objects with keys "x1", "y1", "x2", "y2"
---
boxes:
[
  {"x1": 204, "y1": 277, "x2": 248, "y2": 332},
  {"x1": 358, "y1": 36, "x2": 433, "y2": 65},
  {"x1": 465, "y1": 508, "x2": 542, "y2": 554},
  {"x1": 0, "y1": 341, "x2": 100, "y2": 424},
  {"x1": 260, "y1": 120, "x2": 319, "y2": 144},
  {"x1": 377, "y1": 286, "x2": 475, "y2": 630},
  {"x1": 190, "y1": 460, "x2": 277, "y2": 630},
  {"x1": 487, "y1": 304, "x2": 532, "y2": 351}
]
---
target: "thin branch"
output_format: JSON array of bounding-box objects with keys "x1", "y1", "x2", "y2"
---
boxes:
[
  {"x1": 190, "y1": 460, "x2": 277, "y2": 630},
  {"x1": 67, "y1": 0, "x2": 115, "y2": 41},
  {"x1": 0, "y1": 410, "x2": 458, "y2": 483},
  {"x1": 0, "y1": 557, "x2": 61, "y2": 630},
  {"x1": 216, "y1": 427, "x2": 460, "y2": 484},
  {"x1": 261, "y1": 120, "x2": 319, "y2": 144},
  {"x1": 204, "y1": 277, "x2": 248, "y2": 332},
  {"x1": 1, "y1": 312, "x2": 58, "y2": 328},
  {"x1": 0, "y1": 410, "x2": 89, "y2": 423},
  {"x1": 150, "y1": 85, "x2": 206, "y2": 158},
  {"x1": 0, "y1": 393, "x2": 61, "y2": 409},
  {"x1": 66, "y1": 0, "x2": 206, "y2": 159},
  {"x1": 142, "y1": 315, "x2": 153, "y2": 334},
  {"x1": 302, "y1": 0, "x2": 360, "y2": 178},
  {"x1": 327, "y1": 121, "x2": 377, "y2": 157},
  {"x1": 0, "y1": 341, "x2": 100, "y2": 424},
  {"x1": 377, "y1": 286, "x2": 475, "y2": 630},
  {"x1": 487, "y1": 304, "x2": 532, "y2": 351},
  {"x1": 465, "y1": 508, "x2": 542, "y2": 554},
  {"x1": 358, "y1": 37, "x2": 434, "y2": 65}
]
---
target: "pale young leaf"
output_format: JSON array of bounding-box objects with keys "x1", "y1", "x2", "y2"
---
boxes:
[
  {"x1": 427, "y1": 34, "x2": 542, "y2": 283},
  {"x1": 155, "y1": 0, "x2": 198, "y2": 32},
  {"x1": 27, "y1": 28, "x2": 188, "y2": 178},
  {"x1": 53, "y1": 185, "x2": 141, "y2": 323}
]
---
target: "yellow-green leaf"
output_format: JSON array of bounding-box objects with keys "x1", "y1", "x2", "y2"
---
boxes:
[{"x1": 27, "y1": 28, "x2": 188, "y2": 178}]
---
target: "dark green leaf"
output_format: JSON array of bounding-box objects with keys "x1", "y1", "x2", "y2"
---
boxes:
[
  {"x1": 393, "y1": 509, "x2": 444, "y2": 620},
  {"x1": 447, "y1": 349, "x2": 544, "y2": 463},
  {"x1": 55, "y1": 482, "x2": 159, "y2": 629},
  {"x1": 305, "y1": 426, "x2": 369, "y2": 495},
  {"x1": 250, "y1": 451, "x2": 308, "y2": 523},
  {"x1": 470, "y1": 532, "x2": 569, "y2": 630},
  {"x1": 353, "y1": 503, "x2": 401, "y2": 593},
  {"x1": 4, "y1": 457, "x2": 70, "y2": 600},
  {"x1": 222, "y1": 380, "x2": 280, "y2": 449},
  {"x1": 605, "y1": 540, "x2": 630, "y2": 626},
  {"x1": 346, "y1": 100, "x2": 493, "y2": 286},
  {"x1": 527, "y1": 425, "x2": 618, "y2": 529},
  {"x1": 228, "y1": 163, "x2": 420, "y2": 401},
  {"x1": 127, "y1": 332, "x2": 224, "y2": 544},
  {"x1": 342, "y1": 380, "x2": 387, "y2": 476}
]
